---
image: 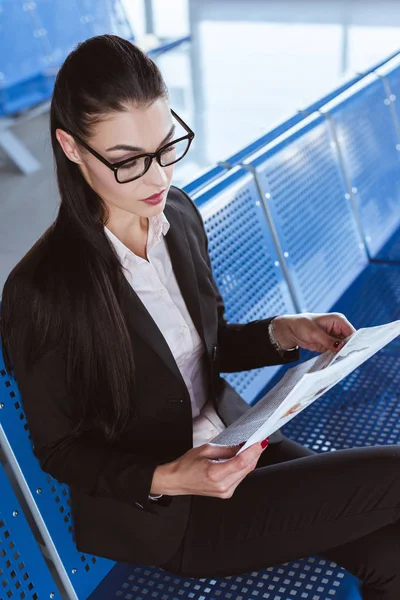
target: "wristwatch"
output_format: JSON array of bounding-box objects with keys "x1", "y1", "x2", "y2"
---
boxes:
[{"x1": 268, "y1": 319, "x2": 299, "y2": 355}]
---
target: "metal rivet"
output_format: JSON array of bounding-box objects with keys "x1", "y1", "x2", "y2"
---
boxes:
[
  {"x1": 72, "y1": 568, "x2": 77, "y2": 575},
  {"x1": 13, "y1": 510, "x2": 18, "y2": 517},
  {"x1": 0, "y1": 403, "x2": 4, "y2": 409},
  {"x1": 50, "y1": 594, "x2": 55, "y2": 599},
  {"x1": 36, "y1": 488, "x2": 42, "y2": 494}
]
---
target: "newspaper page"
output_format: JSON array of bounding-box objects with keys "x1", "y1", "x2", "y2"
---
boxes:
[{"x1": 210, "y1": 319, "x2": 400, "y2": 453}]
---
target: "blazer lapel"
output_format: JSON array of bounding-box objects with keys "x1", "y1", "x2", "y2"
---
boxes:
[{"x1": 118, "y1": 202, "x2": 212, "y2": 383}]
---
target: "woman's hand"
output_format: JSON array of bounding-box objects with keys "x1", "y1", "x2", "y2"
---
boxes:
[
  {"x1": 272, "y1": 312, "x2": 356, "y2": 354},
  {"x1": 150, "y1": 441, "x2": 268, "y2": 499}
]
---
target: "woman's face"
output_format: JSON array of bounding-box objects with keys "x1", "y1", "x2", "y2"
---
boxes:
[{"x1": 57, "y1": 97, "x2": 175, "y2": 223}]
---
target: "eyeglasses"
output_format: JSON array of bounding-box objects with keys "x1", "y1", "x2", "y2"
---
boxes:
[{"x1": 65, "y1": 109, "x2": 195, "y2": 184}]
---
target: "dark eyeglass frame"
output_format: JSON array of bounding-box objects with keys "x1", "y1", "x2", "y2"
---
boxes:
[{"x1": 65, "y1": 109, "x2": 195, "y2": 184}]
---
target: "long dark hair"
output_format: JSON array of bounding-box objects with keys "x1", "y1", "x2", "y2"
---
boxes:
[{"x1": 0, "y1": 35, "x2": 168, "y2": 441}]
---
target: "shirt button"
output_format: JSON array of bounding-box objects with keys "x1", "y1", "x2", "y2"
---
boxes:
[{"x1": 180, "y1": 325, "x2": 188, "y2": 334}]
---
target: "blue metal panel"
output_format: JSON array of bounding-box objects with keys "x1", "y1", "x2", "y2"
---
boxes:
[
  {"x1": 331, "y1": 263, "x2": 400, "y2": 347},
  {"x1": 79, "y1": 0, "x2": 114, "y2": 38},
  {"x1": 148, "y1": 35, "x2": 191, "y2": 57},
  {"x1": 281, "y1": 345, "x2": 400, "y2": 450},
  {"x1": 0, "y1": 0, "x2": 114, "y2": 116},
  {"x1": 322, "y1": 74, "x2": 400, "y2": 258},
  {"x1": 0, "y1": 0, "x2": 53, "y2": 115},
  {"x1": 0, "y1": 347, "x2": 117, "y2": 600},
  {"x1": 387, "y1": 68, "x2": 400, "y2": 134},
  {"x1": 34, "y1": 0, "x2": 89, "y2": 68},
  {"x1": 0, "y1": 1, "x2": 46, "y2": 87},
  {"x1": 0, "y1": 73, "x2": 54, "y2": 116},
  {"x1": 89, "y1": 559, "x2": 361, "y2": 600},
  {"x1": 372, "y1": 57, "x2": 400, "y2": 262},
  {"x1": 191, "y1": 167, "x2": 296, "y2": 404},
  {"x1": 244, "y1": 113, "x2": 368, "y2": 314},
  {"x1": 374, "y1": 227, "x2": 400, "y2": 263},
  {"x1": 34, "y1": 0, "x2": 114, "y2": 70},
  {"x1": 0, "y1": 462, "x2": 62, "y2": 599},
  {"x1": 183, "y1": 164, "x2": 228, "y2": 197},
  {"x1": 377, "y1": 54, "x2": 400, "y2": 137}
]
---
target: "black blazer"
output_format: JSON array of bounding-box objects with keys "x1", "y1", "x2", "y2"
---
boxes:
[{"x1": 2, "y1": 186, "x2": 300, "y2": 566}]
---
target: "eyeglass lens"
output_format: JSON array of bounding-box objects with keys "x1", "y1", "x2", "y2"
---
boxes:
[{"x1": 116, "y1": 138, "x2": 190, "y2": 183}]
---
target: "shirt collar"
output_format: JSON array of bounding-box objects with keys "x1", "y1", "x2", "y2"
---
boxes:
[{"x1": 104, "y1": 211, "x2": 170, "y2": 264}]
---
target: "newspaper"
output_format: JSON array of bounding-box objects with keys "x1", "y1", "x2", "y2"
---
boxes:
[{"x1": 211, "y1": 319, "x2": 400, "y2": 454}]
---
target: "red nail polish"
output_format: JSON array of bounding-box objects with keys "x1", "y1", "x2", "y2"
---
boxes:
[{"x1": 261, "y1": 437, "x2": 269, "y2": 449}]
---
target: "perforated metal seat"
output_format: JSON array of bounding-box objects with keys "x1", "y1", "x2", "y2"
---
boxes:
[
  {"x1": 244, "y1": 113, "x2": 370, "y2": 314},
  {"x1": 243, "y1": 112, "x2": 400, "y2": 329},
  {"x1": 191, "y1": 167, "x2": 296, "y2": 402},
  {"x1": 0, "y1": 461, "x2": 62, "y2": 599},
  {"x1": 0, "y1": 167, "x2": 362, "y2": 598},
  {"x1": 0, "y1": 0, "x2": 113, "y2": 116},
  {"x1": 319, "y1": 73, "x2": 400, "y2": 262},
  {"x1": 242, "y1": 106, "x2": 400, "y2": 462},
  {"x1": 265, "y1": 344, "x2": 400, "y2": 452}
]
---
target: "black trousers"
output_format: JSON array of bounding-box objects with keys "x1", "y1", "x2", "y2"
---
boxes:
[{"x1": 160, "y1": 436, "x2": 400, "y2": 600}]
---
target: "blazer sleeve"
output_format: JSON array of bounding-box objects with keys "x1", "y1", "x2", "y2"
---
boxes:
[
  {"x1": 180, "y1": 188, "x2": 300, "y2": 372},
  {"x1": 2, "y1": 279, "x2": 165, "y2": 514}
]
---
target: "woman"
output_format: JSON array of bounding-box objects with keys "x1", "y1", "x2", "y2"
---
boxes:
[{"x1": 1, "y1": 35, "x2": 400, "y2": 599}]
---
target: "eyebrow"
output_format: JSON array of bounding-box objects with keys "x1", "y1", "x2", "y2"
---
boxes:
[{"x1": 106, "y1": 123, "x2": 176, "y2": 153}]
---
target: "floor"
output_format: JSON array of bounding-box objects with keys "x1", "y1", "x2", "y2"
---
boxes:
[{"x1": 1, "y1": 0, "x2": 400, "y2": 290}]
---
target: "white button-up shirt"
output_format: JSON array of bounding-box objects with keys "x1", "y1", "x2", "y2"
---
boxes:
[{"x1": 104, "y1": 211, "x2": 226, "y2": 450}]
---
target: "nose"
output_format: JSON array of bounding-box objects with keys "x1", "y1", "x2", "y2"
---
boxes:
[{"x1": 143, "y1": 157, "x2": 169, "y2": 187}]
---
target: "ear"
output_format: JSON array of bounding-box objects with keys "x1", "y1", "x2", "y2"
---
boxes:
[{"x1": 56, "y1": 129, "x2": 84, "y2": 164}]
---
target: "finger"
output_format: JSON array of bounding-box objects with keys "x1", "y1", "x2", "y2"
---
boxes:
[
  {"x1": 210, "y1": 442, "x2": 264, "y2": 477},
  {"x1": 218, "y1": 444, "x2": 265, "y2": 492},
  {"x1": 309, "y1": 325, "x2": 345, "y2": 352},
  {"x1": 219, "y1": 460, "x2": 258, "y2": 494},
  {"x1": 201, "y1": 443, "x2": 243, "y2": 460},
  {"x1": 319, "y1": 313, "x2": 356, "y2": 338}
]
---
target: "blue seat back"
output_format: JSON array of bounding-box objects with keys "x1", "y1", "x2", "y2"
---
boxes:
[
  {"x1": 376, "y1": 55, "x2": 400, "y2": 139},
  {"x1": 0, "y1": 1, "x2": 47, "y2": 88},
  {"x1": 192, "y1": 166, "x2": 296, "y2": 404},
  {"x1": 0, "y1": 0, "x2": 114, "y2": 116},
  {"x1": 321, "y1": 74, "x2": 400, "y2": 258},
  {"x1": 0, "y1": 342, "x2": 116, "y2": 600},
  {"x1": 183, "y1": 164, "x2": 228, "y2": 197},
  {"x1": 244, "y1": 113, "x2": 368, "y2": 314},
  {"x1": 0, "y1": 460, "x2": 62, "y2": 598},
  {"x1": 35, "y1": 0, "x2": 113, "y2": 70},
  {"x1": 0, "y1": 1, "x2": 50, "y2": 114}
]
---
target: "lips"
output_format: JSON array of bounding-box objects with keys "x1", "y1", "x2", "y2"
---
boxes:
[{"x1": 141, "y1": 189, "x2": 166, "y2": 202}]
